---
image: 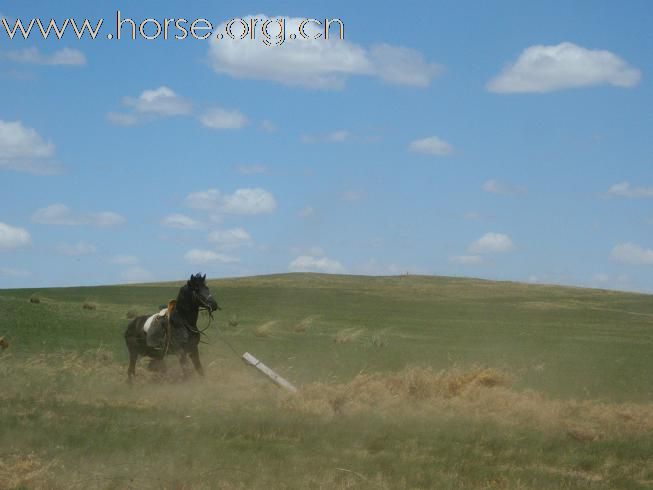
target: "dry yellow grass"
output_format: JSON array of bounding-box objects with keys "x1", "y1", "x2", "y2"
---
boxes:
[
  {"x1": 7, "y1": 351, "x2": 653, "y2": 441},
  {"x1": 0, "y1": 453, "x2": 59, "y2": 489},
  {"x1": 333, "y1": 327, "x2": 365, "y2": 344},
  {"x1": 254, "y1": 320, "x2": 277, "y2": 337},
  {"x1": 3, "y1": 352, "x2": 653, "y2": 489},
  {"x1": 283, "y1": 366, "x2": 653, "y2": 438},
  {"x1": 293, "y1": 315, "x2": 319, "y2": 333}
]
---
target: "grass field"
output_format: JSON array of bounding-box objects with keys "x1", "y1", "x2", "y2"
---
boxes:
[{"x1": 1, "y1": 273, "x2": 652, "y2": 489}]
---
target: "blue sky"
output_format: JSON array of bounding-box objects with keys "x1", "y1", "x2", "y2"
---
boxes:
[{"x1": 0, "y1": 1, "x2": 651, "y2": 291}]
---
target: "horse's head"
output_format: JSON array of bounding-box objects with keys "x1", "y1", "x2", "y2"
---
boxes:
[{"x1": 188, "y1": 273, "x2": 219, "y2": 312}]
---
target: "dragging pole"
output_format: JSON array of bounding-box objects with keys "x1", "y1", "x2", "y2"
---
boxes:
[{"x1": 242, "y1": 352, "x2": 298, "y2": 393}]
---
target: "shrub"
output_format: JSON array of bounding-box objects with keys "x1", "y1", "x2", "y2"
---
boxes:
[
  {"x1": 82, "y1": 302, "x2": 97, "y2": 311},
  {"x1": 29, "y1": 294, "x2": 40, "y2": 304}
]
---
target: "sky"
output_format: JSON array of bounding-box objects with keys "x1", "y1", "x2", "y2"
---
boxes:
[{"x1": 0, "y1": 1, "x2": 652, "y2": 291}]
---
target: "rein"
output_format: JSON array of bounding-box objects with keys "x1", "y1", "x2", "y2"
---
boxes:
[
  {"x1": 164, "y1": 285, "x2": 222, "y2": 349},
  {"x1": 184, "y1": 290, "x2": 215, "y2": 337},
  {"x1": 189, "y1": 290, "x2": 240, "y2": 356}
]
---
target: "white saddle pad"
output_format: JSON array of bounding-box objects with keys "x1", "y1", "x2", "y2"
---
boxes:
[{"x1": 143, "y1": 308, "x2": 168, "y2": 333}]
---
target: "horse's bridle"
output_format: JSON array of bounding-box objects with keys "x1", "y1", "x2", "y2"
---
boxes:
[
  {"x1": 192, "y1": 289, "x2": 219, "y2": 311},
  {"x1": 189, "y1": 289, "x2": 219, "y2": 335}
]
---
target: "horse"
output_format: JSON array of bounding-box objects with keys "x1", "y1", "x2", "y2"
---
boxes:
[{"x1": 124, "y1": 273, "x2": 219, "y2": 382}]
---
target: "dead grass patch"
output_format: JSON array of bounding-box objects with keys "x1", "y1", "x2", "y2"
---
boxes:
[
  {"x1": 334, "y1": 328, "x2": 365, "y2": 344},
  {"x1": 254, "y1": 321, "x2": 277, "y2": 337},
  {"x1": 0, "y1": 453, "x2": 59, "y2": 489},
  {"x1": 293, "y1": 315, "x2": 319, "y2": 333},
  {"x1": 283, "y1": 366, "x2": 653, "y2": 438}
]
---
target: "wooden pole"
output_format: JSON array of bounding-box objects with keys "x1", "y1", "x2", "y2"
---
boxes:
[{"x1": 242, "y1": 352, "x2": 298, "y2": 393}]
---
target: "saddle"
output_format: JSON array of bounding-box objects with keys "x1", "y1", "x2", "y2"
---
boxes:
[{"x1": 144, "y1": 300, "x2": 176, "y2": 350}]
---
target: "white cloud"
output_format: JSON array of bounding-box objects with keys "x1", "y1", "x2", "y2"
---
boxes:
[
  {"x1": 235, "y1": 164, "x2": 267, "y2": 175},
  {"x1": 32, "y1": 204, "x2": 126, "y2": 227},
  {"x1": 110, "y1": 86, "x2": 192, "y2": 124},
  {"x1": 161, "y1": 213, "x2": 204, "y2": 230},
  {"x1": 124, "y1": 86, "x2": 192, "y2": 116},
  {"x1": 482, "y1": 179, "x2": 527, "y2": 196},
  {"x1": 221, "y1": 188, "x2": 276, "y2": 214},
  {"x1": 299, "y1": 206, "x2": 315, "y2": 218},
  {"x1": 185, "y1": 188, "x2": 276, "y2": 215},
  {"x1": 121, "y1": 266, "x2": 154, "y2": 284},
  {"x1": 408, "y1": 136, "x2": 453, "y2": 156},
  {"x1": 289, "y1": 255, "x2": 345, "y2": 274},
  {"x1": 207, "y1": 14, "x2": 441, "y2": 90},
  {"x1": 0, "y1": 120, "x2": 60, "y2": 174},
  {"x1": 200, "y1": 107, "x2": 248, "y2": 129},
  {"x1": 111, "y1": 255, "x2": 139, "y2": 265},
  {"x1": 0, "y1": 222, "x2": 31, "y2": 249},
  {"x1": 207, "y1": 228, "x2": 251, "y2": 248},
  {"x1": 106, "y1": 112, "x2": 139, "y2": 126},
  {"x1": 611, "y1": 243, "x2": 653, "y2": 266},
  {"x1": 56, "y1": 241, "x2": 96, "y2": 256},
  {"x1": 606, "y1": 182, "x2": 653, "y2": 199},
  {"x1": 469, "y1": 233, "x2": 514, "y2": 254},
  {"x1": 450, "y1": 255, "x2": 484, "y2": 265},
  {"x1": 5, "y1": 47, "x2": 86, "y2": 66},
  {"x1": 301, "y1": 129, "x2": 349, "y2": 144},
  {"x1": 368, "y1": 43, "x2": 443, "y2": 87},
  {"x1": 487, "y1": 42, "x2": 641, "y2": 93},
  {"x1": 185, "y1": 189, "x2": 222, "y2": 210},
  {"x1": 184, "y1": 249, "x2": 239, "y2": 264}
]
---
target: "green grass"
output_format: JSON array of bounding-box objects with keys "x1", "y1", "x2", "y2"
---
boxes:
[{"x1": 1, "y1": 273, "x2": 652, "y2": 488}]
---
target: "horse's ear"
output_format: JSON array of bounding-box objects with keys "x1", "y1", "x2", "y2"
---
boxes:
[{"x1": 202, "y1": 274, "x2": 206, "y2": 281}]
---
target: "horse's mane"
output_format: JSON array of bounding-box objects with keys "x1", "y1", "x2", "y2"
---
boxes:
[{"x1": 171, "y1": 281, "x2": 199, "y2": 329}]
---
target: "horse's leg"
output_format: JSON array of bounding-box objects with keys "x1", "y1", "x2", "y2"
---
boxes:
[
  {"x1": 127, "y1": 349, "x2": 138, "y2": 383},
  {"x1": 125, "y1": 316, "x2": 147, "y2": 384},
  {"x1": 188, "y1": 348, "x2": 205, "y2": 377},
  {"x1": 160, "y1": 358, "x2": 167, "y2": 374},
  {"x1": 178, "y1": 351, "x2": 190, "y2": 379}
]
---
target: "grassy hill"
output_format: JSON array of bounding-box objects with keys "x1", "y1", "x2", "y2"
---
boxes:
[{"x1": 1, "y1": 273, "x2": 652, "y2": 488}]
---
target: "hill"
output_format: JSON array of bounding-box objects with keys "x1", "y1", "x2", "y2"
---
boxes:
[{"x1": 1, "y1": 273, "x2": 652, "y2": 488}]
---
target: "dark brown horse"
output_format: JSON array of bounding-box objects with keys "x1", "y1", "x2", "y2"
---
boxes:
[{"x1": 124, "y1": 273, "x2": 219, "y2": 382}]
